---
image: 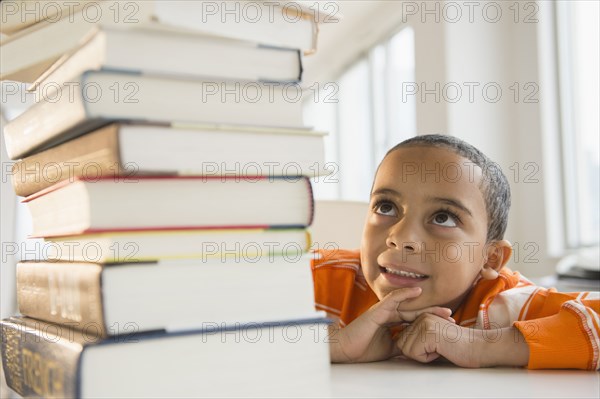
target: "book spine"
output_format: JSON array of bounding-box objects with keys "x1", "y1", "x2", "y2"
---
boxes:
[
  {"x1": 3, "y1": 76, "x2": 88, "y2": 160},
  {"x1": 11, "y1": 124, "x2": 123, "y2": 197},
  {"x1": 297, "y1": 49, "x2": 304, "y2": 81},
  {"x1": 16, "y1": 262, "x2": 108, "y2": 336},
  {"x1": 0, "y1": 318, "x2": 83, "y2": 398},
  {"x1": 305, "y1": 177, "x2": 315, "y2": 226}
]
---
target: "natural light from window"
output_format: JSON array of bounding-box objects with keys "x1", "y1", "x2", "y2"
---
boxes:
[
  {"x1": 557, "y1": 0, "x2": 600, "y2": 248},
  {"x1": 304, "y1": 26, "x2": 416, "y2": 202}
]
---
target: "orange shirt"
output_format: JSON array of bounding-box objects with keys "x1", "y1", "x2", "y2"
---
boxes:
[{"x1": 311, "y1": 249, "x2": 600, "y2": 370}]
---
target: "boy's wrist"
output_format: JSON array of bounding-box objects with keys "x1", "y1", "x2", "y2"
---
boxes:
[
  {"x1": 327, "y1": 317, "x2": 395, "y2": 363},
  {"x1": 327, "y1": 324, "x2": 352, "y2": 363},
  {"x1": 474, "y1": 327, "x2": 530, "y2": 367},
  {"x1": 433, "y1": 325, "x2": 529, "y2": 368}
]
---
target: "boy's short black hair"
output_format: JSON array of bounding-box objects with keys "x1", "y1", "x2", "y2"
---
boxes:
[{"x1": 386, "y1": 134, "x2": 511, "y2": 242}]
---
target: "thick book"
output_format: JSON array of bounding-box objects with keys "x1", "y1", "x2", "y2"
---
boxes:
[
  {"x1": 43, "y1": 228, "x2": 311, "y2": 262},
  {"x1": 11, "y1": 122, "x2": 326, "y2": 197},
  {"x1": 16, "y1": 255, "x2": 317, "y2": 335},
  {"x1": 4, "y1": 70, "x2": 306, "y2": 160},
  {"x1": 24, "y1": 176, "x2": 314, "y2": 237},
  {"x1": 1, "y1": 316, "x2": 331, "y2": 398},
  {"x1": 28, "y1": 25, "x2": 303, "y2": 94}
]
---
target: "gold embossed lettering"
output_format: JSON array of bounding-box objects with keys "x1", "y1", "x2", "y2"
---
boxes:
[{"x1": 21, "y1": 348, "x2": 65, "y2": 397}]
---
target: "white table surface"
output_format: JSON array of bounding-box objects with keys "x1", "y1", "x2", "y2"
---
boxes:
[{"x1": 330, "y1": 359, "x2": 600, "y2": 398}]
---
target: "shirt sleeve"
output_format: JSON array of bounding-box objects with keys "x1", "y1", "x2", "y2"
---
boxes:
[
  {"x1": 512, "y1": 289, "x2": 599, "y2": 370},
  {"x1": 310, "y1": 249, "x2": 378, "y2": 327}
]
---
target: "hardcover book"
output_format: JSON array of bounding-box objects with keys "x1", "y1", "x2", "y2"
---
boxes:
[
  {"x1": 16, "y1": 255, "x2": 317, "y2": 335},
  {"x1": 11, "y1": 122, "x2": 326, "y2": 196},
  {"x1": 1, "y1": 316, "x2": 331, "y2": 398},
  {"x1": 23, "y1": 176, "x2": 314, "y2": 237},
  {"x1": 27, "y1": 26, "x2": 303, "y2": 94},
  {"x1": 4, "y1": 70, "x2": 306, "y2": 160}
]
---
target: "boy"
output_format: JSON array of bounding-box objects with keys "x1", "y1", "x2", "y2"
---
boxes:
[{"x1": 312, "y1": 134, "x2": 599, "y2": 369}]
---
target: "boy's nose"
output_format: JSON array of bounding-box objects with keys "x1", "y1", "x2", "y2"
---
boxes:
[{"x1": 385, "y1": 219, "x2": 420, "y2": 252}]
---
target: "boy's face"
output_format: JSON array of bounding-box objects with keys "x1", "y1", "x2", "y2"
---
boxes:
[{"x1": 360, "y1": 146, "x2": 491, "y2": 312}]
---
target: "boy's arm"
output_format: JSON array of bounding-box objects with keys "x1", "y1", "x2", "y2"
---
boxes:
[
  {"x1": 512, "y1": 294, "x2": 599, "y2": 370},
  {"x1": 398, "y1": 289, "x2": 599, "y2": 370}
]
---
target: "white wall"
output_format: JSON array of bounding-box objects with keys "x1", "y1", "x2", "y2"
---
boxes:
[
  {"x1": 443, "y1": 1, "x2": 552, "y2": 276},
  {"x1": 305, "y1": 0, "x2": 559, "y2": 277}
]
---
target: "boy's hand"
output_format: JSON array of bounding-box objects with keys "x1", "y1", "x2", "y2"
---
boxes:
[
  {"x1": 329, "y1": 287, "x2": 453, "y2": 363},
  {"x1": 396, "y1": 313, "x2": 530, "y2": 368}
]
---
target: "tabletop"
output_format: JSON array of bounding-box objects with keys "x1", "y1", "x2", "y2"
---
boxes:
[{"x1": 330, "y1": 359, "x2": 600, "y2": 398}]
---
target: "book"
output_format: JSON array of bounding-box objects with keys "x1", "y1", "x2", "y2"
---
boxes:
[
  {"x1": 43, "y1": 228, "x2": 311, "y2": 262},
  {"x1": 556, "y1": 247, "x2": 600, "y2": 278},
  {"x1": 1, "y1": 0, "x2": 325, "y2": 83},
  {"x1": 11, "y1": 122, "x2": 327, "y2": 197},
  {"x1": 4, "y1": 70, "x2": 306, "y2": 160},
  {"x1": 551, "y1": 248, "x2": 600, "y2": 290},
  {"x1": 23, "y1": 176, "x2": 314, "y2": 237},
  {"x1": 27, "y1": 25, "x2": 303, "y2": 94},
  {"x1": 1, "y1": 316, "x2": 331, "y2": 398},
  {"x1": 16, "y1": 254, "x2": 317, "y2": 334},
  {"x1": 536, "y1": 275, "x2": 600, "y2": 292},
  {"x1": 153, "y1": 0, "x2": 323, "y2": 52}
]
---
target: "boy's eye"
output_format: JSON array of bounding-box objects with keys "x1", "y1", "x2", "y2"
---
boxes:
[
  {"x1": 432, "y1": 212, "x2": 457, "y2": 227},
  {"x1": 374, "y1": 202, "x2": 397, "y2": 216}
]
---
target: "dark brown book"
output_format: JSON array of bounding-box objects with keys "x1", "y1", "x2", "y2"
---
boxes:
[{"x1": 1, "y1": 316, "x2": 330, "y2": 398}]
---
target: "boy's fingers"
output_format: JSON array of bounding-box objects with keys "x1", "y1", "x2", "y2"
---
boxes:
[
  {"x1": 367, "y1": 287, "x2": 422, "y2": 325},
  {"x1": 373, "y1": 289, "x2": 456, "y2": 324},
  {"x1": 379, "y1": 287, "x2": 422, "y2": 309}
]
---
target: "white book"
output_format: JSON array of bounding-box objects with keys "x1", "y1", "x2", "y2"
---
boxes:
[
  {"x1": 4, "y1": 70, "x2": 306, "y2": 159},
  {"x1": 27, "y1": 26, "x2": 303, "y2": 94},
  {"x1": 23, "y1": 176, "x2": 314, "y2": 237},
  {"x1": 11, "y1": 122, "x2": 326, "y2": 196},
  {"x1": 43, "y1": 228, "x2": 311, "y2": 263}
]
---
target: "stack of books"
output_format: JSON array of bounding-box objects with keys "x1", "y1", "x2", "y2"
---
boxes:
[{"x1": 1, "y1": 1, "x2": 334, "y2": 397}]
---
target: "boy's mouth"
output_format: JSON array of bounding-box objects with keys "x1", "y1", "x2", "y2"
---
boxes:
[{"x1": 379, "y1": 266, "x2": 429, "y2": 280}]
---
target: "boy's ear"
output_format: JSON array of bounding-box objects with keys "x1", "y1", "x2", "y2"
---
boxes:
[{"x1": 481, "y1": 240, "x2": 513, "y2": 280}]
